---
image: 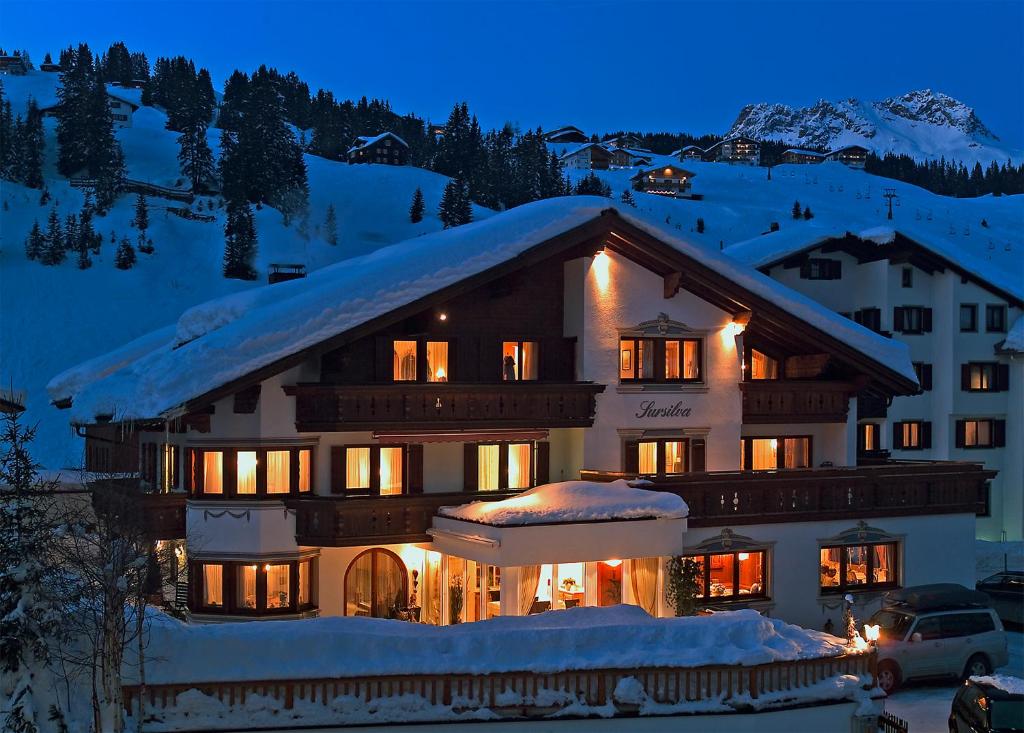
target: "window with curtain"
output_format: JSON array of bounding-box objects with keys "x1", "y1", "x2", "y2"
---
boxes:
[
  {"x1": 478, "y1": 445, "x2": 500, "y2": 491},
  {"x1": 203, "y1": 451, "x2": 223, "y2": 494},
  {"x1": 859, "y1": 423, "x2": 879, "y2": 452},
  {"x1": 619, "y1": 338, "x2": 654, "y2": 381},
  {"x1": 393, "y1": 340, "x2": 417, "y2": 381},
  {"x1": 750, "y1": 349, "x2": 779, "y2": 380},
  {"x1": 344, "y1": 549, "x2": 406, "y2": 619},
  {"x1": 964, "y1": 419, "x2": 994, "y2": 448},
  {"x1": 819, "y1": 542, "x2": 898, "y2": 592},
  {"x1": 298, "y1": 560, "x2": 311, "y2": 606},
  {"x1": 379, "y1": 447, "x2": 403, "y2": 495},
  {"x1": 502, "y1": 341, "x2": 538, "y2": 381},
  {"x1": 664, "y1": 339, "x2": 701, "y2": 380},
  {"x1": 507, "y1": 443, "x2": 532, "y2": 489},
  {"x1": 902, "y1": 422, "x2": 921, "y2": 448},
  {"x1": 266, "y1": 450, "x2": 290, "y2": 494},
  {"x1": 686, "y1": 551, "x2": 766, "y2": 601},
  {"x1": 162, "y1": 444, "x2": 179, "y2": 491},
  {"x1": 297, "y1": 449, "x2": 311, "y2": 492},
  {"x1": 237, "y1": 565, "x2": 257, "y2": 609},
  {"x1": 664, "y1": 441, "x2": 685, "y2": 473},
  {"x1": 202, "y1": 564, "x2": 224, "y2": 607},
  {"x1": 265, "y1": 564, "x2": 290, "y2": 609},
  {"x1": 237, "y1": 451, "x2": 257, "y2": 494},
  {"x1": 638, "y1": 441, "x2": 658, "y2": 474},
  {"x1": 426, "y1": 341, "x2": 448, "y2": 382},
  {"x1": 741, "y1": 437, "x2": 810, "y2": 470},
  {"x1": 346, "y1": 447, "x2": 371, "y2": 490},
  {"x1": 637, "y1": 439, "x2": 689, "y2": 475}
]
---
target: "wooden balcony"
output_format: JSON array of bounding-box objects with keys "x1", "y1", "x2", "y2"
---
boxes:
[
  {"x1": 288, "y1": 491, "x2": 518, "y2": 547},
  {"x1": 90, "y1": 478, "x2": 187, "y2": 540},
  {"x1": 581, "y1": 460, "x2": 994, "y2": 528},
  {"x1": 740, "y1": 380, "x2": 855, "y2": 424},
  {"x1": 283, "y1": 382, "x2": 605, "y2": 432}
]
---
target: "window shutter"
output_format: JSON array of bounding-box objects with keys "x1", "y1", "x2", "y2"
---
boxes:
[
  {"x1": 996, "y1": 363, "x2": 1010, "y2": 392},
  {"x1": 961, "y1": 364, "x2": 971, "y2": 391},
  {"x1": 922, "y1": 308, "x2": 932, "y2": 332},
  {"x1": 330, "y1": 446, "x2": 344, "y2": 494},
  {"x1": 535, "y1": 441, "x2": 550, "y2": 485},
  {"x1": 691, "y1": 438, "x2": 706, "y2": 472},
  {"x1": 892, "y1": 423, "x2": 903, "y2": 450},
  {"x1": 893, "y1": 307, "x2": 904, "y2": 333},
  {"x1": 922, "y1": 364, "x2": 933, "y2": 391},
  {"x1": 993, "y1": 420, "x2": 1006, "y2": 448},
  {"x1": 463, "y1": 443, "x2": 478, "y2": 492},
  {"x1": 407, "y1": 444, "x2": 424, "y2": 494},
  {"x1": 955, "y1": 420, "x2": 966, "y2": 448},
  {"x1": 191, "y1": 449, "x2": 203, "y2": 494},
  {"x1": 921, "y1": 422, "x2": 932, "y2": 450},
  {"x1": 799, "y1": 261, "x2": 811, "y2": 279},
  {"x1": 375, "y1": 336, "x2": 392, "y2": 382},
  {"x1": 623, "y1": 439, "x2": 640, "y2": 474}
]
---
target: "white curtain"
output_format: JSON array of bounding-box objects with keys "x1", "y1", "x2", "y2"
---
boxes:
[
  {"x1": 518, "y1": 565, "x2": 541, "y2": 615},
  {"x1": 426, "y1": 342, "x2": 448, "y2": 382},
  {"x1": 478, "y1": 445, "x2": 500, "y2": 491},
  {"x1": 638, "y1": 441, "x2": 658, "y2": 474},
  {"x1": 238, "y1": 565, "x2": 256, "y2": 609},
  {"x1": 380, "y1": 447, "x2": 403, "y2": 495},
  {"x1": 267, "y1": 450, "x2": 290, "y2": 493},
  {"x1": 630, "y1": 557, "x2": 659, "y2": 615},
  {"x1": 520, "y1": 342, "x2": 537, "y2": 380},
  {"x1": 508, "y1": 443, "x2": 531, "y2": 489},
  {"x1": 203, "y1": 564, "x2": 223, "y2": 606},
  {"x1": 298, "y1": 560, "x2": 310, "y2": 605},
  {"x1": 265, "y1": 564, "x2": 290, "y2": 609},
  {"x1": 346, "y1": 447, "x2": 370, "y2": 489},
  {"x1": 394, "y1": 341, "x2": 417, "y2": 381},
  {"x1": 236, "y1": 451, "x2": 257, "y2": 494},
  {"x1": 683, "y1": 340, "x2": 699, "y2": 379},
  {"x1": 203, "y1": 451, "x2": 223, "y2": 493},
  {"x1": 298, "y1": 449, "x2": 311, "y2": 491},
  {"x1": 665, "y1": 340, "x2": 680, "y2": 379}
]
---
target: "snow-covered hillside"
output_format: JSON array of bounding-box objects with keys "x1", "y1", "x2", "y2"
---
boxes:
[
  {"x1": 726, "y1": 89, "x2": 1020, "y2": 165},
  {"x1": 0, "y1": 71, "x2": 490, "y2": 468}
]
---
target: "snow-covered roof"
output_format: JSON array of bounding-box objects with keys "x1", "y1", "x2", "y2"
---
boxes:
[
  {"x1": 632, "y1": 164, "x2": 697, "y2": 180},
  {"x1": 999, "y1": 316, "x2": 1024, "y2": 354},
  {"x1": 438, "y1": 480, "x2": 688, "y2": 526},
  {"x1": 105, "y1": 85, "x2": 142, "y2": 109},
  {"x1": 783, "y1": 148, "x2": 826, "y2": 158},
  {"x1": 50, "y1": 196, "x2": 918, "y2": 422},
  {"x1": 347, "y1": 132, "x2": 409, "y2": 154},
  {"x1": 826, "y1": 145, "x2": 870, "y2": 156},
  {"x1": 725, "y1": 224, "x2": 1023, "y2": 303},
  {"x1": 558, "y1": 143, "x2": 612, "y2": 160}
]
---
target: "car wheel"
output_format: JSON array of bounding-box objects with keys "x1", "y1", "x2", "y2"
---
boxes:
[
  {"x1": 877, "y1": 661, "x2": 901, "y2": 693},
  {"x1": 963, "y1": 653, "x2": 991, "y2": 678}
]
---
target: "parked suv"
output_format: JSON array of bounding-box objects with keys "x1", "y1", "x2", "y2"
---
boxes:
[
  {"x1": 867, "y1": 584, "x2": 1008, "y2": 693},
  {"x1": 949, "y1": 676, "x2": 1024, "y2": 733}
]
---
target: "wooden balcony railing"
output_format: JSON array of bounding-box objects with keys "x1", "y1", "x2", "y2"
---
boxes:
[
  {"x1": 123, "y1": 650, "x2": 875, "y2": 722},
  {"x1": 288, "y1": 491, "x2": 518, "y2": 547},
  {"x1": 581, "y1": 460, "x2": 994, "y2": 527},
  {"x1": 282, "y1": 382, "x2": 605, "y2": 432},
  {"x1": 90, "y1": 478, "x2": 187, "y2": 540},
  {"x1": 740, "y1": 380, "x2": 855, "y2": 424}
]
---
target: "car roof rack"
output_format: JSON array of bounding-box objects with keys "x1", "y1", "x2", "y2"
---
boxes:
[{"x1": 883, "y1": 583, "x2": 992, "y2": 612}]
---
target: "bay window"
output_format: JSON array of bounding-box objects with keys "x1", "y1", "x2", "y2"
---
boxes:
[
  {"x1": 237, "y1": 565, "x2": 257, "y2": 610},
  {"x1": 189, "y1": 446, "x2": 315, "y2": 497},
  {"x1": 502, "y1": 341, "x2": 538, "y2": 381},
  {"x1": 265, "y1": 564, "x2": 291, "y2": 609},
  {"x1": 236, "y1": 451, "x2": 257, "y2": 495},
  {"x1": 686, "y1": 551, "x2": 767, "y2": 601},
  {"x1": 740, "y1": 437, "x2": 811, "y2": 470},
  {"x1": 820, "y1": 542, "x2": 898, "y2": 592},
  {"x1": 201, "y1": 563, "x2": 224, "y2": 608},
  {"x1": 193, "y1": 558, "x2": 316, "y2": 615},
  {"x1": 266, "y1": 450, "x2": 291, "y2": 494},
  {"x1": 202, "y1": 451, "x2": 223, "y2": 494},
  {"x1": 620, "y1": 337, "x2": 702, "y2": 383}
]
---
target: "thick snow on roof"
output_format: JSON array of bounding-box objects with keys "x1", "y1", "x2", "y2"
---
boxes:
[
  {"x1": 105, "y1": 85, "x2": 142, "y2": 108},
  {"x1": 971, "y1": 674, "x2": 1024, "y2": 695},
  {"x1": 127, "y1": 605, "x2": 849, "y2": 685},
  {"x1": 51, "y1": 196, "x2": 917, "y2": 422},
  {"x1": 783, "y1": 148, "x2": 826, "y2": 157},
  {"x1": 558, "y1": 143, "x2": 610, "y2": 159},
  {"x1": 347, "y1": 132, "x2": 408, "y2": 154},
  {"x1": 1002, "y1": 316, "x2": 1024, "y2": 353},
  {"x1": 438, "y1": 480, "x2": 688, "y2": 526}
]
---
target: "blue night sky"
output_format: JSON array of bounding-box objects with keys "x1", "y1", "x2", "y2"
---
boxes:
[{"x1": 3, "y1": 0, "x2": 1022, "y2": 145}]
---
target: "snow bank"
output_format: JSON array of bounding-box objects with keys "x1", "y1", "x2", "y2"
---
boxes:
[
  {"x1": 438, "y1": 479, "x2": 688, "y2": 525},
  {"x1": 53, "y1": 197, "x2": 917, "y2": 423},
  {"x1": 970, "y1": 674, "x2": 1024, "y2": 695},
  {"x1": 128, "y1": 606, "x2": 848, "y2": 686}
]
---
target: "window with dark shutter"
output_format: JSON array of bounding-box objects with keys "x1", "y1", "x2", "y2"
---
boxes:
[
  {"x1": 691, "y1": 438, "x2": 706, "y2": 472},
  {"x1": 892, "y1": 423, "x2": 903, "y2": 450},
  {"x1": 463, "y1": 443, "x2": 478, "y2": 491},
  {"x1": 955, "y1": 420, "x2": 966, "y2": 448},
  {"x1": 994, "y1": 420, "x2": 1006, "y2": 447},
  {"x1": 407, "y1": 444, "x2": 424, "y2": 493},
  {"x1": 535, "y1": 441, "x2": 550, "y2": 485},
  {"x1": 921, "y1": 422, "x2": 932, "y2": 449},
  {"x1": 330, "y1": 446, "x2": 344, "y2": 494},
  {"x1": 623, "y1": 439, "x2": 640, "y2": 474}
]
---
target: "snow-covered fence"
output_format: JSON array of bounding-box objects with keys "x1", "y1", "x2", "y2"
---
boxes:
[
  {"x1": 122, "y1": 651, "x2": 876, "y2": 727},
  {"x1": 123, "y1": 179, "x2": 194, "y2": 204}
]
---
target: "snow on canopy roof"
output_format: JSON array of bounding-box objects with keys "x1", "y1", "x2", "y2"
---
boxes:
[
  {"x1": 50, "y1": 196, "x2": 917, "y2": 422},
  {"x1": 347, "y1": 132, "x2": 408, "y2": 154},
  {"x1": 970, "y1": 674, "x2": 1024, "y2": 696},
  {"x1": 783, "y1": 148, "x2": 826, "y2": 157},
  {"x1": 438, "y1": 480, "x2": 688, "y2": 526},
  {"x1": 1000, "y1": 316, "x2": 1024, "y2": 353},
  {"x1": 128, "y1": 605, "x2": 849, "y2": 685},
  {"x1": 726, "y1": 223, "x2": 1023, "y2": 303}
]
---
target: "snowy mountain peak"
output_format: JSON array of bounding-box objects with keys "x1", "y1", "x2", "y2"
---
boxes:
[{"x1": 726, "y1": 90, "x2": 1016, "y2": 164}]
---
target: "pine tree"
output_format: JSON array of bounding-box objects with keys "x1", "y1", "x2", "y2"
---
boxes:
[
  {"x1": 439, "y1": 178, "x2": 471, "y2": 229},
  {"x1": 791, "y1": 200, "x2": 802, "y2": 219},
  {"x1": 77, "y1": 244, "x2": 92, "y2": 270},
  {"x1": 63, "y1": 213, "x2": 79, "y2": 251},
  {"x1": 132, "y1": 193, "x2": 149, "y2": 231},
  {"x1": 24, "y1": 220, "x2": 44, "y2": 260},
  {"x1": 40, "y1": 208, "x2": 65, "y2": 265},
  {"x1": 78, "y1": 207, "x2": 101, "y2": 255},
  {"x1": 19, "y1": 100, "x2": 44, "y2": 189},
  {"x1": 696, "y1": 217, "x2": 705, "y2": 234},
  {"x1": 223, "y1": 202, "x2": 258, "y2": 279},
  {"x1": 803, "y1": 205, "x2": 813, "y2": 220},
  {"x1": 619, "y1": 189, "x2": 636, "y2": 207},
  {"x1": 409, "y1": 187, "x2": 425, "y2": 223},
  {"x1": 177, "y1": 121, "x2": 215, "y2": 192},
  {"x1": 114, "y1": 237, "x2": 136, "y2": 269},
  {"x1": 323, "y1": 204, "x2": 338, "y2": 245}
]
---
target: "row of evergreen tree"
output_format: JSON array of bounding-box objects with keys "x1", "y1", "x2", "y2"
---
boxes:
[
  {"x1": 0, "y1": 85, "x2": 44, "y2": 188},
  {"x1": 864, "y1": 152, "x2": 1024, "y2": 197}
]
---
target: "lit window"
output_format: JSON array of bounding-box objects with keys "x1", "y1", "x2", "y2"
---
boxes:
[
  {"x1": 346, "y1": 447, "x2": 371, "y2": 490},
  {"x1": 237, "y1": 565, "x2": 257, "y2": 609},
  {"x1": 664, "y1": 339, "x2": 700, "y2": 380},
  {"x1": 478, "y1": 444, "x2": 500, "y2": 491},
  {"x1": 619, "y1": 338, "x2": 653, "y2": 380},
  {"x1": 664, "y1": 441, "x2": 685, "y2": 473},
  {"x1": 636, "y1": 438, "x2": 689, "y2": 475},
  {"x1": 237, "y1": 451, "x2": 257, "y2": 494},
  {"x1": 508, "y1": 443, "x2": 532, "y2": 489},
  {"x1": 297, "y1": 449, "x2": 311, "y2": 492},
  {"x1": 202, "y1": 564, "x2": 224, "y2": 607},
  {"x1": 686, "y1": 551, "x2": 766, "y2": 601},
  {"x1": 265, "y1": 564, "x2": 290, "y2": 609},
  {"x1": 741, "y1": 437, "x2": 810, "y2": 470},
  {"x1": 502, "y1": 341, "x2": 538, "y2": 380},
  {"x1": 426, "y1": 341, "x2": 448, "y2": 382},
  {"x1": 162, "y1": 444, "x2": 179, "y2": 491},
  {"x1": 964, "y1": 419, "x2": 993, "y2": 448},
  {"x1": 750, "y1": 349, "x2": 779, "y2": 380},
  {"x1": 967, "y1": 363, "x2": 996, "y2": 391},
  {"x1": 860, "y1": 423, "x2": 879, "y2": 451},
  {"x1": 379, "y1": 447, "x2": 403, "y2": 495},
  {"x1": 902, "y1": 422, "x2": 920, "y2": 448},
  {"x1": 266, "y1": 450, "x2": 290, "y2": 494},
  {"x1": 820, "y1": 543, "x2": 897, "y2": 592},
  {"x1": 203, "y1": 451, "x2": 223, "y2": 494},
  {"x1": 393, "y1": 340, "x2": 417, "y2": 381},
  {"x1": 638, "y1": 441, "x2": 658, "y2": 474}
]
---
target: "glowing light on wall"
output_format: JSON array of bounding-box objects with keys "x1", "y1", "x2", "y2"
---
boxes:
[{"x1": 592, "y1": 250, "x2": 610, "y2": 292}]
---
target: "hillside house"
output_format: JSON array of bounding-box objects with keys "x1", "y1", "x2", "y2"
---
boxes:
[
  {"x1": 609, "y1": 148, "x2": 652, "y2": 168},
  {"x1": 543, "y1": 125, "x2": 588, "y2": 144},
  {"x1": 671, "y1": 145, "x2": 706, "y2": 161},
  {"x1": 560, "y1": 143, "x2": 613, "y2": 170},
  {"x1": 0, "y1": 55, "x2": 29, "y2": 75},
  {"x1": 631, "y1": 164, "x2": 696, "y2": 198},
  {"x1": 705, "y1": 136, "x2": 761, "y2": 165},
  {"x1": 40, "y1": 88, "x2": 140, "y2": 129},
  {"x1": 347, "y1": 132, "x2": 409, "y2": 165},
  {"x1": 55, "y1": 198, "x2": 989, "y2": 633},
  {"x1": 782, "y1": 149, "x2": 827, "y2": 165},
  {"x1": 604, "y1": 134, "x2": 643, "y2": 149},
  {"x1": 40, "y1": 61, "x2": 63, "y2": 73},
  {"x1": 825, "y1": 145, "x2": 870, "y2": 169}
]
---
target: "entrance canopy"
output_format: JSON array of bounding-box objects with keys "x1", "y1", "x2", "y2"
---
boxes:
[{"x1": 428, "y1": 480, "x2": 688, "y2": 566}]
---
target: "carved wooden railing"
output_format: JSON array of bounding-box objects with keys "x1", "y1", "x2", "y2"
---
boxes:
[
  {"x1": 89, "y1": 478, "x2": 187, "y2": 540},
  {"x1": 582, "y1": 460, "x2": 994, "y2": 527},
  {"x1": 740, "y1": 380, "x2": 855, "y2": 424},
  {"x1": 288, "y1": 491, "x2": 517, "y2": 547},
  {"x1": 282, "y1": 382, "x2": 605, "y2": 432},
  {"x1": 123, "y1": 650, "x2": 875, "y2": 723}
]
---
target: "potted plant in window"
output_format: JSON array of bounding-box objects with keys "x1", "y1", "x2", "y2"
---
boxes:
[{"x1": 448, "y1": 575, "x2": 463, "y2": 625}]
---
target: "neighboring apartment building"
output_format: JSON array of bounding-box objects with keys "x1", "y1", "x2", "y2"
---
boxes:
[
  {"x1": 728, "y1": 229, "x2": 1022, "y2": 541},
  {"x1": 52, "y1": 199, "x2": 991, "y2": 632},
  {"x1": 704, "y1": 136, "x2": 761, "y2": 165}
]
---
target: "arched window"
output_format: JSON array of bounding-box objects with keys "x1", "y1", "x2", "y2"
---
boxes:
[{"x1": 344, "y1": 549, "x2": 408, "y2": 618}]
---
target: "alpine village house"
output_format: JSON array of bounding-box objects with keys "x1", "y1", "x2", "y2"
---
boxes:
[{"x1": 53, "y1": 198, "x2": 993, "y2": 629}]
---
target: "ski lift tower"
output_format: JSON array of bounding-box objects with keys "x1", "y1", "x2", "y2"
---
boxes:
[{"x1": 883, "y1": 188, "x2": 898, "y2": 220}]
